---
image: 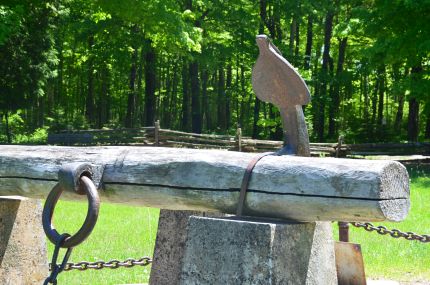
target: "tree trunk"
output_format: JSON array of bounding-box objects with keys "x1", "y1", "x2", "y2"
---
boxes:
[
  {"x1": 252, "y1": 98, "x2": 261, "y2": 139},
  {"x1": 316, "y1": 9, "x2": 334, "y2": 142},
  {"x1": 170, "y1": 62, "x2": 179, "y2": 129},
  {"x1": 377, "y1": 65, "x2": 385, "y2": 128},
  {"x1": 125, "y1": 28, "x2": 139, "y2": 128},
  {"x1": 394, "y1": 95, "x2": 404, "y2": 131},
  {"x1": 162, "y1": 60, "x2": 171, "y2": 128},
  {"x1": 407, "y1": 65, "x2": 422, "y2": 142},
  {"x1": 274, "y1": 0, "x2": 282, "y2": 41},
  {"x1": 425, "y1": 110, "x2": 430, "y2": 139},
  {"x1": 393, "y1": 66, "x2": 405, "y2": 131},
  {"x1": 234, "y1": 64, "x2": 240, "y2": 127},
  {"x1": 136, "y1": 47, "x2": 144, "y2": 126},
  {"x1": 5, "y1": 110, "x2": 11, "y2": 143},
  {"x1": 363, "y1": 73, "x2": 369, "y2": 124},
  {"x1": 156, "y1": 58, "x2": 163, "y2": 121},
  {"x1": 311, "y1": 42, "x2": 321, "y2": 134},
  {"x1": 98, "y1": 65, "x2": 109, "y2": 128},
  {"x1": 328, "y1": 37, "x2": 347, "y2": 138},
  {"x1": 263, "y1": 1, "x2": 275, "y2": 38},
  {"x1": 304, "y1": 15, "x2": 313, "y2": 70},
  {"x1": 202, "y1": 69, "x2": 210, "y2": 131},
  {"x1": 371, "y1": 79, "x2": 379, "y2": 129},
  {"x1": 226, "y1": 63, "x2": 232, "y2": 130},
  {"x1": 259, "y1": 0, "x2": 266, "y2": 34},
  {"x1": 289, "y1": 17, "x2": 296, "y2": 57},
  {"x1": 190, "y1": 61, "x2": 202, "y2": 133},
  {"x1": 37, "y1": 95, "x2": 44, "y2": 127},
  {"x1": 56, "y1": 37, "x2": 64, "y2": 110},
  {"x1": 294, "y1": 16, "x2": 300, "y2": 60},
  {"x1": 181, "y1": 60, "x2": 190, "y2": 131},
  {"x1": 85, "y1": 35, "x2": 95, "y2": 125},
  {"x1": 144, "y1": 40, "x2": 156, "y2": 126},
  {"x1": 217, "y1": 66, "x2": 227, "y2": 130},
  {"x1": 407, "y1": 98, "x2": 419, "y2": 142},
  {"x1": 240, "y1": 65, "x2": 246, "y2": 128}
]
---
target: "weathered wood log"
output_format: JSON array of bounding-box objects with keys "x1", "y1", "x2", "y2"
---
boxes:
[
  {"x1": 0, "y1": 145, "x2": 409, "y2": 222},
  {"x1": 159, "y1": 129, "x2": 234, "y2": 140},
  {"x1": 55, "y1": 127, "x2": 154, "y2": 134},
  {"x1": 162, "y1": 141, "x2": 231, "y2": 150},
  {"x1": 159, "y1": 135, "x2": 234, "y2": 145}
]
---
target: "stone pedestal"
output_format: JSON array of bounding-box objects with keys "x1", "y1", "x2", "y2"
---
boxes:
[
  {"x1": 180, "y1": 216, "x2": 337, "y2": 285},
  {"x1": 149, "y1": 210, "x2": 203, "y2": 285},
  {"x1": 0, "y1": 196, "x2": 48, "y2": 285},
  {"x1": 149, "y1": 210, "x2": 225, "y2": 285}
]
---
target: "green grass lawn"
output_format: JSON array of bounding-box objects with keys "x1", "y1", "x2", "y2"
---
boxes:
[
  {"x1": 48, "y1": 165, "x2": 429, "y2": 284},
  {"x1": 48, "y1": 202, "x2": 159, "y2": 284}
]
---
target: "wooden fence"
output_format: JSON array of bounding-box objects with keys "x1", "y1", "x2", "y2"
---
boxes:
[{"x1": 47, "y1": 122, "x2": 430, "y2": 157}]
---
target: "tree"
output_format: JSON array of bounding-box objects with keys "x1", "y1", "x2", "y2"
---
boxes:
[{"x1": 1, "y1": 0, "x2": 429, "y2": 145}]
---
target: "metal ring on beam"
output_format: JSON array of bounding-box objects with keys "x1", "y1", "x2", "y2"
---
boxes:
[{"x1": 42, "y1": 176, "x2": 100, "y2": 248}]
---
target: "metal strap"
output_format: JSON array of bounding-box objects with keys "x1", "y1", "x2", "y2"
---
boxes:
[{"x1": 236, "y1": 152, "x2": 275, "y2": 216}]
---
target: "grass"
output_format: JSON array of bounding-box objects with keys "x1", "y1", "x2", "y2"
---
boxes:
[
  {"x1": 48, "y1": 202, "x2": 159, "y2": 284},
  {"x1": 48, "y1": 165, "x2": 429, "y2": 284}
]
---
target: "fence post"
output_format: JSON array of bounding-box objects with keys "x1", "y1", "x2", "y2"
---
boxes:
[
  {"x1": 236, "y1": 126, "x2": 242, "y2": 152},
  {"x1": 154, "y1": 120, "x2": 160, "y2": 146},
  {"x1": 335, "y1": 135, "x2": 344, "y2": 158}
]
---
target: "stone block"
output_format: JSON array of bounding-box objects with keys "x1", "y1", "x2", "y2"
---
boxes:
[
  {"x1": 0, "y1": 196, "x2": 48, "y2": 285},
  {"x1": 180, "y1": 217, "x2": 337, "y2": 285},
  {"x1": 149, "y1": 210, "x2": 204, "y2": 285},
  {"x1": 149, "y1": 210, "x2": 225, "y2": 285}
]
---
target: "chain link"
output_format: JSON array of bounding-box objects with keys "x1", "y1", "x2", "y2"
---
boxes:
[
  {"x1": 351, "y1": 222, "x2": 430, "y2": 243},
  {"x1": 49, "y1": 223, "x2": 429, "y2": 273},
  {"x1": 49, "y1": 225, "x2": 428, "y2": 273},
  {"x1": 50, "y1": 257, "x2": 152, "y2": 271}
]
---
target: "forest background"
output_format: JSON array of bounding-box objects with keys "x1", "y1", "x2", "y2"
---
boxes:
[{"x1": 0, "y1": 0, "x2": 429, "y2": 144}]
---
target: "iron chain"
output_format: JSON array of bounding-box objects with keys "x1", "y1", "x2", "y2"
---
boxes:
[
  {"x1": 351, "y1": 222, "x2": 430, "y2": 243},
  {"x1": 50, "y1": 257, "x2": 152, "y2": 271}
]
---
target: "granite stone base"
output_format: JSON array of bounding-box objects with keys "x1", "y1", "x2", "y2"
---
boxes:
[
  {"x1": 179, "y1": 217, "x2": 337, "y2": 285},
  {"x1": 0, "y1": 196, "x2": 48, "y2": 285}
]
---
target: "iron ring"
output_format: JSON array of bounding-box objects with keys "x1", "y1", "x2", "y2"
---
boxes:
[{"x1": 43, "y1": 176, "x2": 100, "y2": 248}]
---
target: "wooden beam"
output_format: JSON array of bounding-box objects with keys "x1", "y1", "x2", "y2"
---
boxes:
[{"x1": 0, "y1": 146, "x2": 409, "y2": 222}]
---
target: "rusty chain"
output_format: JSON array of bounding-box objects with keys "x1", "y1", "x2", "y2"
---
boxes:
[
  {"x1": 351, "y1": 222, "x2": 430, "y2": 243},
  {"x1": 50, "y1": 256, "x2": 152, "y2": 272}
]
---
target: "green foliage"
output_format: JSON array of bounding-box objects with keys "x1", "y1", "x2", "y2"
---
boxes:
[
  {"x1": 0, "y1": 0, "x2": 430, "y2": 143},
  {"x1": 13, "y1": 127, "x2": 48, "y2": 144},
  {"x1": 98, "y1": 0, "x2": 202, "y2": 52},
  {"x1": 0, "y1": 111, "x2": 48, "y2": 143},
  {"x1": 0, "y1": 4, "x2": 23, "y2": 45},
  {"x1": 2, "y1": 111, "x2": 25, "y2": 137}
]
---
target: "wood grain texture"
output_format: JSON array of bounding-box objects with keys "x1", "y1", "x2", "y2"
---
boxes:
[{"x1": 0, "y1": 145, "x2": 409, "y2": 222}]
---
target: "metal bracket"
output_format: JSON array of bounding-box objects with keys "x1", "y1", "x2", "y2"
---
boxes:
[
  {"x1": 236, "y1": 152, "x2": 276, "y2": 216},
  {"x1": 58, "y1": 162, "x2": 104, "y2": 194}
]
